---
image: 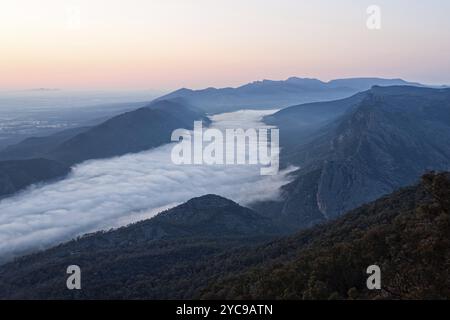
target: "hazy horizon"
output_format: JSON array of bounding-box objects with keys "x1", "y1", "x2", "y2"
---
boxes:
[
  {"x1": 1, "y1": 0, "x2": 450, "y2": 90},
  {"x1": 0, "y1": 75, "x2": 448, "y2": 94}
]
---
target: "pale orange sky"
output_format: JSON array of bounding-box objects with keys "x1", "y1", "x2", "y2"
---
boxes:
[{"x1": 1, "y1": 0, "x2": 450, "y2": 90}]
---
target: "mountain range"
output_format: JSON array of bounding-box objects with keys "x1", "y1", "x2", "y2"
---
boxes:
[
  {"x1": 0, "y1": 78, "x2": 450, "y2": 299},
  {"x1": 256, "y1": 86, "x2": 450, "y2": 229},
  {"x1": 0, "y1": 77, "x2": 449, "y2": 299},
  {"x1": 158, "y1": 77, "x2": 422, "y2": 113},
  {"x1": 0, "y1": 82, "x2": 448, "y2": 219},
  {"x1": 0, "y1": 81, "x2": 448, "y2": 227},
  {"x1": 0, "y1": 77, "x2": 419, "y2": 199}
]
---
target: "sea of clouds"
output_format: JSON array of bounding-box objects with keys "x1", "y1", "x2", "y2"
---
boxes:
[{"x1": 0, "y1": 109, "x2": 295, "y2": 263}]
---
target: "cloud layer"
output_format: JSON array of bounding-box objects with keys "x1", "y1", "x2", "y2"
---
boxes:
[{"x1": 0, "y1": 109, "x2": 294, "y2": 262}]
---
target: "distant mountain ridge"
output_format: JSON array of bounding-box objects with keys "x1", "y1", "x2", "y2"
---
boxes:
[{"x1": 158, "y1": 77, "x2": 423, "y2": 113}]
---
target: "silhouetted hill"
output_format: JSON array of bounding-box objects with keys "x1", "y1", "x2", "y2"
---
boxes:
[
  {"x1": 0, "y1": 194, "x2": 279, "y2": 299},
  {"x1": 47, "y1": 100, "x2": 209, "y2": 165},
  {"x1": 145, "y1": 194, "x2": 276, "y2": 237},
  {"x1": 260, "y1": 86, "x2": 450, "y2": 229},
  {"x1": 201, "y1": 172, "x2": 450, "y2": 300},
  {"x1": 0, "y1": 100, "x2": 209, "y2": 196},
  {"x1": 159, "y1": 77, "x2": 422, "y2": 113},
  {"x1": 0, "y1": 159, "x2": 70, "y2": 198}
]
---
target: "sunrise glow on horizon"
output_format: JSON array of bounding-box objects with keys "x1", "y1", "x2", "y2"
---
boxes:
[{"x1": 1, "y1": 0, "x2": 450, "y2": 91}]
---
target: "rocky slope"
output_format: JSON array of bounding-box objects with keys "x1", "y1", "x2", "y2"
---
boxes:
[{"x1": 260, "y1": 86, "x2": 450, "y2": 229}]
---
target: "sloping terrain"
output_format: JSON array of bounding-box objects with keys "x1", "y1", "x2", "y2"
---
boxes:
[
  {"x1": 201, "y1": 172, "x2": 450, "y2": 300},
  {"x1": 0, "y1": 126, "x2": 90, "y2": 161},
  {"x1": 43, "y1": 99, "x2": 209, "y2": 165},
  {"x1": 0, "y1": 158, "x2": 70, "y2": 198},
  {"x1": 0, "y1": 100, "x2": 208, "y2": 197},
  {"x1": 0, "y1": 195, "x2": 279, "y2": 299},
  {"x1": 263, "y1": 91, "x2": 366, "y2": 147}
]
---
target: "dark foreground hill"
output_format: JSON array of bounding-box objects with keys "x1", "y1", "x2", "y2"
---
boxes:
[
  {"x1": 201, "y1": 172, "x2": 450, "y2": 300},
  {"x1": 0, "y1": 173, "x2": 449, "y2": 299},
  {"x1": 259, "y1": 86, "x2": 450, "y2": 229},
  {"x1": 0, "y1": 195, "x2": 279, "y2": 299}
]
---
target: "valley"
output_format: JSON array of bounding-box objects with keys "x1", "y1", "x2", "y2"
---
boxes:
[{"x1": 0, "y1": 108, "x2": 294, "y2": 264}]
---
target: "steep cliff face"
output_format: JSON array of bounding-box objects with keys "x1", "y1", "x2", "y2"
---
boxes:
[{"x1": 270, "y1": 86, "x2": 450, "y2": 229}]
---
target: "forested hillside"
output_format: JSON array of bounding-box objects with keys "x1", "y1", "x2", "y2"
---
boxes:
[
  {"x1": 202, "y1": 172, "x2": 450, "y2": 299},
  {"x1": 1, "y1": 172, "x2": 448, "y2": 299}
]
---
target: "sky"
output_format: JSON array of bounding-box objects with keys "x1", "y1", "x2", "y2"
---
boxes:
[{"x1": 1, "y1": 0, "x2": 450, "y2": 90}]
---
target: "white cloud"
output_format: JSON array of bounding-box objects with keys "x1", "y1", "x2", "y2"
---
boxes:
[{"x1": 0, "y1": 109, "x2": 295, "y2": 263}]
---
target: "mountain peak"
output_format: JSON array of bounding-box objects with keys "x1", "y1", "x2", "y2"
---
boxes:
[
  {"x1": 183, "y1": 194, "x2": 239, "y2": 207},
  {"x1": 286, "y1": 77, "x2": 324, "y2": 84},
  {"x1": 171, "y1": 88, "x2": 194, "y2": 95},
  {"x1": 110, "y1": 194, "x2": 279, "y2": 240},
  {"x1": 154, "y1": 194, "x2": 264, "y2": 226}
]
